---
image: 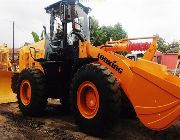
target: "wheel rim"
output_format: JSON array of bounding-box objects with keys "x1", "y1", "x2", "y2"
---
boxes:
[
  {"x1": 20, "y1": 80, "x2": 31, "y2": 105},
  {"x1": 77, "y1": 81, "x2": 99, "y2": 119}
]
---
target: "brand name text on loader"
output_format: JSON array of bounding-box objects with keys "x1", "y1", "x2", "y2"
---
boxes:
[{"x1": 97, "y1": 53, "x2": 123, "y2": 74}]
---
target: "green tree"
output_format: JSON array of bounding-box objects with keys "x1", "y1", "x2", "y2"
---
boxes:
[
  {"x1": 31, "y1": 32, "x2": 40, "y2": 43},
  {"x1": 90, "y1": 17, "x2": 127, "y2": 46},
  {"x1": 166, "y1": 41, "x2": 180, "y2": 53},
  {"x1": 156, "y1": 34, "x2": 180, "y2": 53},
  {"x1": 101, "y1": 23, "x2": 127, "y2": 42},
  {"x1": 156, "y1": 35, "x2": 169, "y2": 53},
  {"x1": 169, "y1": 41, "x2": 179, "y2": 48},
  {"x1": 108, "y1": 22, "x2": 127, "y2": 40},
  {"x1": 90, "y1": 17, "x2": 107, "y2": 46}
]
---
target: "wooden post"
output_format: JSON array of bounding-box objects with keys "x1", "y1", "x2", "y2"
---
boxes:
[{"x1": 12, "y1": 21, "x2": 15, "y2": 63}]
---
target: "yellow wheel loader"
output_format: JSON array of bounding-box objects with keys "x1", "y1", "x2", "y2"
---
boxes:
[
  {"x1": 1, "y1": 0, "x2": 179, "y2": 135},
  {"x1": 0, "y1": 44, "x2": 17, "y2": 103}
]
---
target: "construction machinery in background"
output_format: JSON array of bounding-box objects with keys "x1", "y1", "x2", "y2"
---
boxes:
[
  {"x1": 0, "y1": 44, "x2": 17, "y2": 103},
  {"x1": 0, "y1": 44, "x2": 11, "y2": 71},
  {"x1": 0, "y1": 0, "x2": 179, "y2": 135}
]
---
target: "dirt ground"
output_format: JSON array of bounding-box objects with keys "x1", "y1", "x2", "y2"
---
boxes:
[{"x1": 0, "y1": 102, "x2": 179, "y2": 140}]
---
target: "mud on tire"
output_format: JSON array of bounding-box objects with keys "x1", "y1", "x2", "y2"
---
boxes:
[
  {"x1": 17, "y1": 68, "x2": 47, "y2": 116},
  {"x1": 70, "y1": 64, "x2": 122, "y2": 135},
  {"x1": 11, "y1": 73, "x2": 19, "y2": 93}
]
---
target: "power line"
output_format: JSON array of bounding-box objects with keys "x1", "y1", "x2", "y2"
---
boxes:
[
  {"x1": 0, "y1": 19, "x2": 31, "y2": 36},
  {"x1": 14, "y1": 24, "x2": 29, "y2": 36},
  {"x1": 0, "y1": 19, "x2": 14, "y2": 23}
]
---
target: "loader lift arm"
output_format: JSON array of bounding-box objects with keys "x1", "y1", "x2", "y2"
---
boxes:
[{"x1": 100, "y1": 36, "x2": 158, "y2": 61}]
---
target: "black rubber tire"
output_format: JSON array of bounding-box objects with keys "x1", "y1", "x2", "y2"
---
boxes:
[
  {"x1": 121, "y1": 92, "x2": 136, "y2": 118},
  {"x1": 17, "y1": 68, "x2": 47, "y2": 116},
  {"x1": 70, "y1": 64, "x2": 122, "y2": 136},
  {"x1": 11, "y1": 73, "x2": 19, "y2": 93},
  {"x1": 60, "y1": 93, "x2": 70, "y2": 112}
]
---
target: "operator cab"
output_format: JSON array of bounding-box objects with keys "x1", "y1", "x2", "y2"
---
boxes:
[{"x1": 44, "y1": 0, "x2": 91, "y2": 61}]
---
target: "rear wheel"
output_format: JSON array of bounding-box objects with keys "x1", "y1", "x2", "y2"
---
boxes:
[
  {"x1": 20, "y1": 80, "x2": 32, "y2": 105},
  {"x1": 17, "y1": 68, "x2": 47, "y2": 116},
  {"x1": 70, "y1": 64, "x2": 122, "y2": 135},
  {"x1": 11, "y1": 73, "x2": 19, "y2": 93}
]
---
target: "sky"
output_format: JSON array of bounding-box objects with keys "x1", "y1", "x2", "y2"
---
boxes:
[{"x1": 0, "y1": 0, "x2": 180, "y2": 48}]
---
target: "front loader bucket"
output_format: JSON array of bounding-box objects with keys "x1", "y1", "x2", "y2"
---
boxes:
[
  {"x1": 127, "y1": 59, "x2": 180, "y2": 130},
  {"x1": 0, "y1": 71, "x2": 17, "y2": 103}
]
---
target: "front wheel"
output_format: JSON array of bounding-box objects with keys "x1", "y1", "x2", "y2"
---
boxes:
[
  {"x1": 70, "y1": 64, "x2": 122, "y2": 135},
  {"x1": 17, "y1": 68, "x2": 47, "y2": 116}
]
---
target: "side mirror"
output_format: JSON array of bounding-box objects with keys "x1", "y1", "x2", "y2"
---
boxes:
[
  {"x1": 43, "y1": 26, "x2": 49, "y2": 40},
  {"x1": 43, "y1": 26, "x2": 46, "y2": 35},
  {"x1": 89, "y1": 16, "x2": 92, "y2": 30}
]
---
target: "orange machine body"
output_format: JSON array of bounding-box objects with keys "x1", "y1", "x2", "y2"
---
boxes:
[{"x1": 1, "y1": 36, "x2": 179, "y2": 130}]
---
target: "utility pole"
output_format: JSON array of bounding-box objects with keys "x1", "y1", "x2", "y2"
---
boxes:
[{"x1": 12, "y1": 21, "x2": 15, "y2": 63}]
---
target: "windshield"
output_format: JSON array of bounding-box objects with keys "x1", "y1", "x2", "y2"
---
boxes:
[{"x1": 75, "y1": 4, "x2": 90, "y2": 41}]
